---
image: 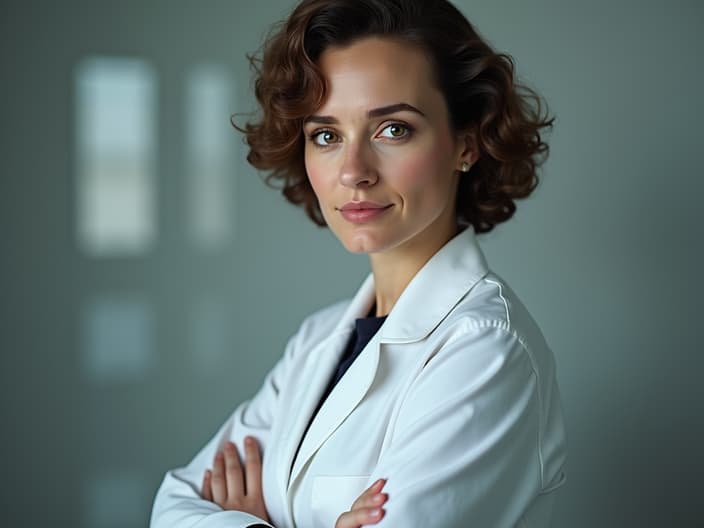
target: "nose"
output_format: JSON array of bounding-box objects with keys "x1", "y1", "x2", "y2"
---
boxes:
[{"x1": 338, "y1": 142, "x2": 379, "y2": 188}]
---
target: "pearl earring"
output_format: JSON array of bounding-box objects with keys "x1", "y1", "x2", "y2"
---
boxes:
[{"x1": 460, "y1": 161, "x2": 471, "y2": 173}]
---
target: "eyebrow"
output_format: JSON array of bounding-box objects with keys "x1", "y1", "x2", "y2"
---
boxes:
[{"x1": 303, "y1": 103, "x2": 426, "y2": 125}]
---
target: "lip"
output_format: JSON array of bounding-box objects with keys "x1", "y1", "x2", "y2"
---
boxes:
[{"x1": 337, "y1": 201, "x2": 393, "y2": 224}]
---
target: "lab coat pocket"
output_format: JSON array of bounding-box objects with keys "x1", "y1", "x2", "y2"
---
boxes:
[{"x1": 311, "y1": 475, "x2": 371, "y2": 528}]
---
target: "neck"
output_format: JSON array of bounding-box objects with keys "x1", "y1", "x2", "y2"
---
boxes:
[{"x1": 369, "y1": 223, "x2": 461, "y2": 317}]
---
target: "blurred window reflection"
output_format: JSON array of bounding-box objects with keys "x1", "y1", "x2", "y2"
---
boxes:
[
  {"x1": 186, "y1": 64, "x2": 235, "y2": 250},
  {"x1": 80, "y1": 296, "x2": 155, "y2": 384},
  {"x1": 75, "y1": 57, "x2": 157, "y2": 256}
]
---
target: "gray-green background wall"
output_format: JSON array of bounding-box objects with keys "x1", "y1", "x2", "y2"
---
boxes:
[{"x1": 1, "y1": 1, "x2": 702, "y2": 526}]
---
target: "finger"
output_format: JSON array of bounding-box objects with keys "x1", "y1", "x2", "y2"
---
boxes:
[
  {"x1": 350, "y1": 491, "x2": 388, "y2": 512},
  {"x1": 336, "y1": 506, "x2": 385, "y2": 528},
  {"x1": 211, "y1": 451, "x2": 227, "y2": 505},
  {"x1": 201, "y1": 470, "x2": 213, "y2": 501},
  {"x1": 350, "y1": 479, "x2": 387, "y2": 510},
  {"x1": 224, "y1": 441, "x2": 245, "y2": 499},
  {"x1": 364, "y1": 492, "x2": 388, "y2": 509},
  {"x1": 244, "y1": 436, "x2": 264, "y2": 498}
]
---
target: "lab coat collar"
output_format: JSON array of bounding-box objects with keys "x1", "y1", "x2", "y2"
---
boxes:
[
  {"x1": 382, "y1": 227, "x2": 489, "y2": 341},
  {"x1": 334, "y1": 227, "x2": 490, "y2": 342}
]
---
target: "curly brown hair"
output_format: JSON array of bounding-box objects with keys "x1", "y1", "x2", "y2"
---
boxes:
[{"x1": 237, "y1": 0, "x2": 553, "y2": 233}]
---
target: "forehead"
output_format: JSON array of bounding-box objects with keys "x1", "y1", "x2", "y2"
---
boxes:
[{"x1": 315, "y1": 37, "x2": 444, "y2": 115}]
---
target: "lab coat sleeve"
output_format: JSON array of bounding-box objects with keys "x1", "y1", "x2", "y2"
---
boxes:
[
  {"x1": 150, "y1": 331, "x2": 301, "y2": 528},
  {"x1": 369, "y1": 322, "x2": 556, "y2": 527}
]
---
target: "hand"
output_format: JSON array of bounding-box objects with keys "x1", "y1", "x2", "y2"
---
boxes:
[
  {"x1": 201, "y1": 437, "x2": 271, "y2": 524},
  {"x1": 335, "y1": 478, "x2": 388, "y2": 528}
]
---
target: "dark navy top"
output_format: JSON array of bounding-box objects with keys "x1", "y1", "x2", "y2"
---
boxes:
[{"x1": 291, "y1": 311, "x2": 387, "y2": 472}]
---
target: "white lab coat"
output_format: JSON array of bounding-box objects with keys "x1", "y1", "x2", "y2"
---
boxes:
[{"x1": 150, "y1": 228, "x2": 567, "y2": 528}]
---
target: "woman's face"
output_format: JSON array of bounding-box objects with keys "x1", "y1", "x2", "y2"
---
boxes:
[{"x1": 303, "y1": 37, "x2": 473, "y2": 256}]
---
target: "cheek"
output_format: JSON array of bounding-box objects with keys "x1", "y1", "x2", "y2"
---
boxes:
[
  {"x1": 389, "y1": 147, "x2": 449, "y2": 193},
  {"x1": 304, "y1": 156, "x2": 326, "y2": 197},
  {"x1": 304, "y1": 155, "x2": 340, "y2": 227}
]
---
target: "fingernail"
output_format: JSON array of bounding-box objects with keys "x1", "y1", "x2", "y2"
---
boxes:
[
  {"x1": 369, "y1": 508, "x2": 382, "y2": 518},
  {"x1": 372, "y1": 493, "x2": 384, "y2": 504},
  {"x1": 245, "y1": 436, "x2": 254, "y2": 446}
]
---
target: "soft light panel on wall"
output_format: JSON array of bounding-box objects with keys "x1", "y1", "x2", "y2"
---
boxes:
[
  {"x1": 75, "y1": 57, "x2": 157, "y2": 257},
  {"x1": 185, "y1": 64, "x2": 236, "y2": 250}
]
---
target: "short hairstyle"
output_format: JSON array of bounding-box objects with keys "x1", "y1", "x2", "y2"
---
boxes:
[{"x1": 237, "y1": 0, "x2": 553, "y2": 233}]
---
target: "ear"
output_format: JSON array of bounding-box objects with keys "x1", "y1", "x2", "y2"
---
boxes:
[{"x1": 455, "y1": 130, "x2": 479, "y2": 172}]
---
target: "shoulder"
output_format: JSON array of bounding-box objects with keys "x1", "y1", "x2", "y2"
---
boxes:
[
  {"x1": 294, "y1": 298, "x2": 350, "y2": 342},
  {"x1": 278, "y1": 298, "x2": 350, "y2": 367},
  {"x1": 420, "y1": 272, "x2": 555, "y2": 390},
  {"x1": 450, "y1": 272, "x2": 547, "y2": 343}
]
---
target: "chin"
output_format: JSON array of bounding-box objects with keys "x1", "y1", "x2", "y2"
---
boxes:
[
  {"x1": 330, "y1": 228, "x2": 378, "y2": 254},
  {"x1": 340, "y1": 239, "x2": 374, "y2": 254},
  {"x1": 339, "y1": 232, "x2": 395, "y2": 255}
]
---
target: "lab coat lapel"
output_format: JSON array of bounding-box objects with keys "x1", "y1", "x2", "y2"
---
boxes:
[
  {"x1": 288, "y1": 332, "x2": 382, "y2": 487},
  {"x1": 282, "y1": 276, "x2": 377, "y2": 489},
  {"x1": 274, "y1": 329, "x2": 350, "y2": 504}
]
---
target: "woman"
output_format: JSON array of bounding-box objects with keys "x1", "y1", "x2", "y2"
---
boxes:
[{"x1": 150, "y1": 0, "x2": 567, "y2": 526}]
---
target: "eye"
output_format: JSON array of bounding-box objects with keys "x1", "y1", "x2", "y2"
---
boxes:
[
  {"x1": 378, "y1": 123, "x2": 411, "y2": 140},
  {"x1": 310, "y1": 130, "x2": 340, "y2": 147}
]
